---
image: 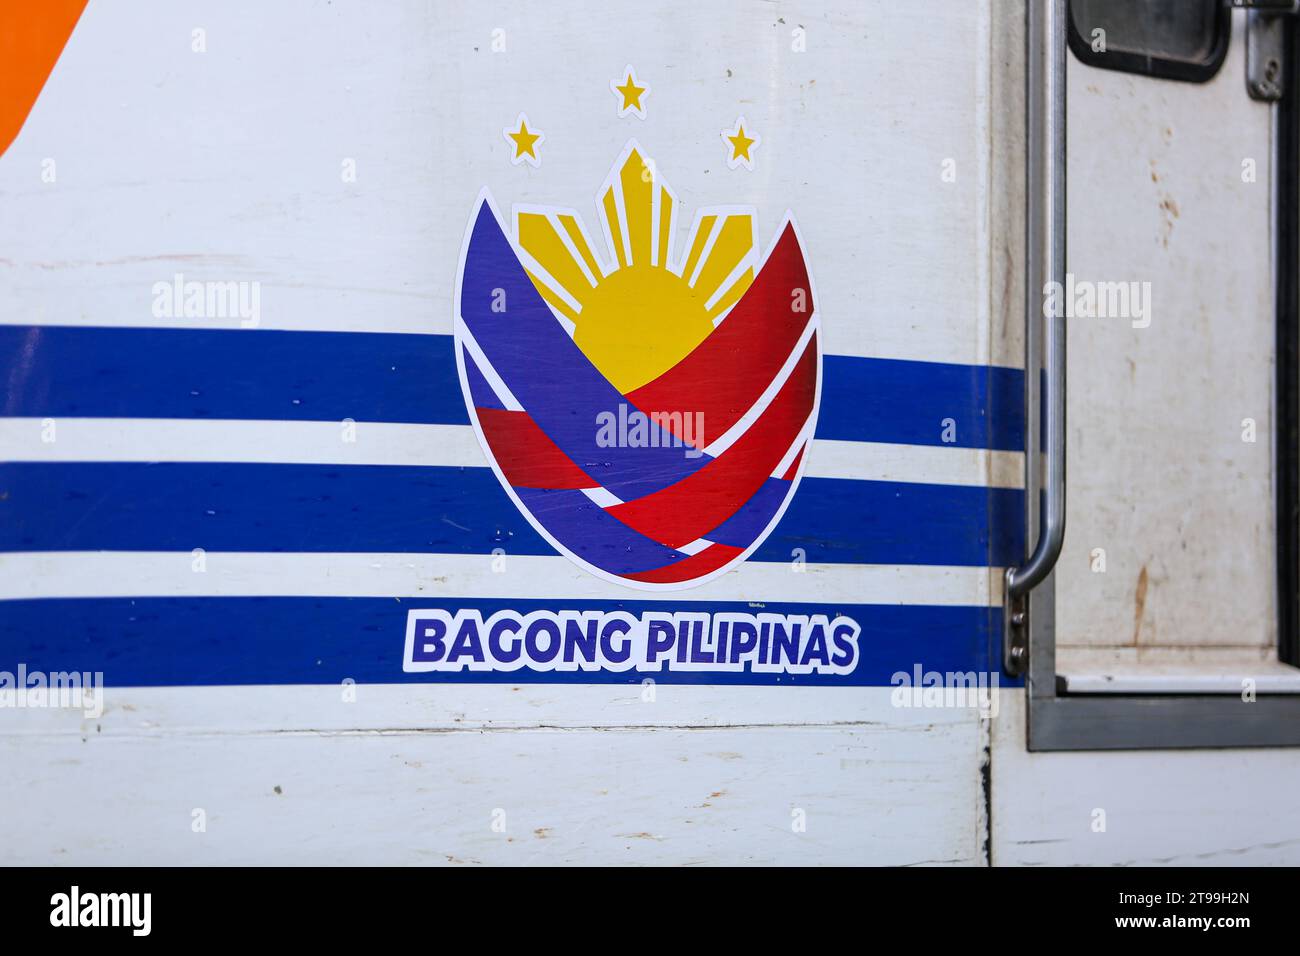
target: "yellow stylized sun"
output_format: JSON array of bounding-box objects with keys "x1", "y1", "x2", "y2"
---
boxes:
[{"x1": 513, "y1": 142, "x2": 758, "y2": 392}]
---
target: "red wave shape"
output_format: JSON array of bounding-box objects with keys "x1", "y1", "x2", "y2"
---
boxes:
[
  {"x1": 476, "y1": 407, "x2": 597, "y2": 490},
  {"x1": 607, "y1": 334, "x2": 818, "y2": 549},
  {"x1": 626, "y1": 221, "x2": 814, "y2": 448}
]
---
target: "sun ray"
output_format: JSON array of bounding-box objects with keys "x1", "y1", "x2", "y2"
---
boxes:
[
  {"x1": 557, "y1": 213, "x2": 606, "y2": 281},
  {"x1": 513, "y1": 141, "x2": 759, "y2": 392},
  {"x1": 600, "y1": 186, "x2": 628, "y2": 270},
  {"x1": 690, "y1": 212, "x2": 756, "y2": 301},
  {"x1": 515, "y1": 247, "x2": 582, "y2": 325},
  {"x1": 516, "y1": 208, "x2": 596, "y2": 310},
  {"x1": 680, "y1": 213, "x2": 718, "y2": 281},
  {"x1": 547, "y1": 211, "x2": 600, "y2": 288},
  {"x1": 656, "y1": 190, "x2": 674, "y2": 269},
  {"x1": 620, "y1": 148, "x2": 653, "y2": 266}
]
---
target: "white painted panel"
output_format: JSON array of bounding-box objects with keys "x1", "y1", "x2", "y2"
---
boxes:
[
  {"x1": 0, "y1": 687, "x2": 985, "y2": 866},
  {"x1": 0, "y1": 684, "x2": 963, "y2": 735},
  {"x1": 988, "y1": 6, "x2": 1300, "y2": 868},
  {"x1": 991, "y1": 691, "x2": 1300, "y2": 865},
  {"x1": 0, "y1": 0, "x2": 993, "y2": 367},
  {"x1": 0, "y1": 0, "x2": 1001, "y2": 866},
  {"x1": 1057, "y1": 647, "x2": 1300, "y2": 691},
  {"x1": 1056, "y1": 11, "x2": 1275, "y2": 652},
  {"x1": 0, "y1": 551, "x2": 999, "y2": 605}
]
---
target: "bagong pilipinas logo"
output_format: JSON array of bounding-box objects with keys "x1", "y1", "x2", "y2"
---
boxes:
[{"x1": 453, "y1": 140, "x2": 821, "y2": 590}]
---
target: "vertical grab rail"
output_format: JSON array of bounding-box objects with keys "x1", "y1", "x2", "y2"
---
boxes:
[{"x1": 1004, "y1": 0, "x2": 1067, "y2": 677}]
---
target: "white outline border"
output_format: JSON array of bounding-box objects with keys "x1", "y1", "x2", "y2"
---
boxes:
[
  {"x1": 721, "y1": 115, "x2": 760, "y2": 171},
  {"x1": 503, "y1": 112, "x2": 544, "y2": 168},
  {"x1": 451, "y1": 143, "x2": 822, "y2": 592},
  {"x1": 610, "y1": 64, "x2": 650, "y2": 120}
]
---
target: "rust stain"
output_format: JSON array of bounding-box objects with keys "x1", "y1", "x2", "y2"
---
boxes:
[
  {"x1": 533, "y1": 827, "x2": 551, "y2": 839},
  {"x1": 1132, "y1": 565, "x2": 1149, "y2": 645},
  {"x1": 1157, "y1": 195, "x2": 1179, "y2": 248}
]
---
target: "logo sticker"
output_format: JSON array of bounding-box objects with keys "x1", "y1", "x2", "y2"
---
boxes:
[{"x1": 453, "y1": 140, "x2": 820, "y2": 590}]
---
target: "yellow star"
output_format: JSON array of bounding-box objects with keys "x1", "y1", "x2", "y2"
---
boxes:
[
  {"x1": 504, "y1": 113, "x2": 544, "y2": 167},
  {"x1": 727, "y1": 127, "x2": 755, "y2": 161},
  {"x1": 611, "y1": 66, "x2": 649, "y2": 118},
  {"x1": 722, "y1": 117, "x2": 760, "y2": 170}
]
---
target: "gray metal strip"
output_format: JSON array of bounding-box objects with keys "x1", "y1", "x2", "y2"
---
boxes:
[{"x1": 1031, "y1": 694, "x2": 1300, "y2": 750}]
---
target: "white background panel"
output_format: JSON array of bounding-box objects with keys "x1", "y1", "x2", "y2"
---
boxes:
[
  {"x1": 0, "y1": 551, "x2": 999, "y2": 605},
  {"x1": 1054, "y1": 15, "x2": 1276, "y2": 653},
  {"x1": 0, "y1": 0, "x2": 991, "y2": 366},
  {"x1": 992, "y1": 692, "x2": 1300, "y2": 866},
  {"x1": 0, "y1": 686, "x2": 985, "y2": 866}
]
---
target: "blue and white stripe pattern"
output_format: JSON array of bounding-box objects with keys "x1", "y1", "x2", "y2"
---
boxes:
[{"x1": 0, "y1": 325, "x2": 1025, "y2": 686}]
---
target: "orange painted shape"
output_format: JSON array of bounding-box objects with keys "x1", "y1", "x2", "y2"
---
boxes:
[{"x1": 0, "y1": 0, "x2": 88, "y2": 158}]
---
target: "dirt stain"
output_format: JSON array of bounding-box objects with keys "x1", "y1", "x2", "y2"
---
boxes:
[
  {"x1": 1158, "y1": 195, "x2": 1180, "y2": 248},
  {"x1": 1132, "y1": 565, "x2": 1149, "y2": 645}
]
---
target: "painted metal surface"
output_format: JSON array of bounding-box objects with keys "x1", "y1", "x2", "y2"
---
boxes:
[
  {"x1": 1055, "y1": 10, "x2": 1276, "y2": 659},
  {"x1": 0, "y1": 0, "x2": 1011, "y2": 688},
  {"x1": 0, "y1": 0, "x2": 1295, "y2": 864},
  {"x1": 0, "y1": 0, "x2": 1003, "y2": 864}
]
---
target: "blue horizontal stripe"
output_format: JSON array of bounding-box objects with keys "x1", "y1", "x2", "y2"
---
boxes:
[
  {"x1": 0, "y1": 596, "x2": 1008, "y2": 688},
  {"x1": 0, "y1": 462, "x2": 1024, "y2": 567},
  {"x1": 0, "y1": 326, "x2": 1025, "y2": 451},
  {"x1": 820, "y1": 353, "x2": 1024, "y2": 452},
  {"x1": 0, "y1": 325, "x2": 469, "y2": 427}
]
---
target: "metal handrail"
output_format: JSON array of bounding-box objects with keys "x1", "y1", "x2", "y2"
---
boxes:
[{"x1": 1005, "y1": 0, "x2": 1067, "y2": 675}]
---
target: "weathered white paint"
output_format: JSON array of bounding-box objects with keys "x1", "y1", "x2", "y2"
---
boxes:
[
  {"x1": 1056, "y1": 648, "x2": 1300, "y2": 692},
  {"x1": 988, "y1": 6, "x2": 1300, "y2": 866},
  {"x1": 0, "y1": 686, "x2": 986, "y2": 866},
  {"x1": 1055, "y1": 9, "x2": 1276, "y2": 654},
  {"x1": 1061, "y1": 672, "x2": 1300, "y2": 695},
  {"x1": 2, "y1": 0, "x2": 1298, "y2": 867},
  {"x1": 0, "y1": 0, "x2": 993, "y2": 367},
  {"x1": 0, "y1": 550, "x2": 998, "y2": 605},
  {"x1": 992, "y1": 691, "x2": 1300, "y2": 865}
]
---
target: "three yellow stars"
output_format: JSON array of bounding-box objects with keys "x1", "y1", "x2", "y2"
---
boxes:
[
  {"x1": 610, "y1": 64, "x2": 649, "y2": 120},
  {"x1": 721, "y1": 116, "x2": 760, "y2": 171},
  {"x1": 504, "y1": 112, "x2": 544, "y2": 168},
  {"x1": 505, "y1": 74, "x2": 760, "y2": 172}
]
